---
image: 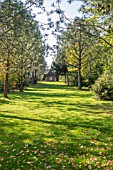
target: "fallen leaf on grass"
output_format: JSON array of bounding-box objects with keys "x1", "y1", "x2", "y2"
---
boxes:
[
  {"x1": 72, "y1": 163, "x2": 78, "y2": 170},
  {"x1": 88, "y1": 165, "x2": 92, "y2": 169},
  {"x1": 40, "y1": 150, "x2": 46, "y2": 154},
  {"x1": 26, "y1": 161, "x2": 33, "y2": 165}
]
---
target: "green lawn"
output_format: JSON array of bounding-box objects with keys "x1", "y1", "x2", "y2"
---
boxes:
[{"x1": 0, "y1": 82, "x2": 113, "y2": 170}]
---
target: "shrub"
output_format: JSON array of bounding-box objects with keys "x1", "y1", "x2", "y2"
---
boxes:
[{"x1": 92, "y1": 71, "x2": 113, "y2": 100}]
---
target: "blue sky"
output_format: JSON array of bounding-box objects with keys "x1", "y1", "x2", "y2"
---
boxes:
[{"x1": 34, "y1": 0, "x2": 83, "y2": 67}]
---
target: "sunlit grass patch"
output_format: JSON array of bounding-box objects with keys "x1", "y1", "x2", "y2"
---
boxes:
[{"x1": 0, "y1": 82, "x2": 113, "y2": 169}]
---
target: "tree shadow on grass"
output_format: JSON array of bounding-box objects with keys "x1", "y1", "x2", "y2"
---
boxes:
[
  {"x1": 8, "y1": 89, "x2": 93, "y2": 101},
  {"x1": 25, "y1": 82, "x2": 75, "y2": 91},
  {"x1": 65, "y1": 101, "x2": 113, "y2": 114},
  {"x1": 3, "y1": 90, "x2": 112, "y2": 116},
  {"x1": 0, "y1": 99, "x2": 11, "y2": 104},
  {"x1": 28, "y1": 99, "x2": 113, "y2": 115},
  {"x1": 0, "y1": 113, "x2": 113, "y2": 170},
  {"x1": 1, "y1": 113, "x2": 113, "y2": 135},
  {"x1": 0, "y1": 82, "x2": 113, "y2": 169}
]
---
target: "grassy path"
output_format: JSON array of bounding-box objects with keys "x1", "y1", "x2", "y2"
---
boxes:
[{"x1": 0, "y1": 82, "x2": 113, "y2": 169}]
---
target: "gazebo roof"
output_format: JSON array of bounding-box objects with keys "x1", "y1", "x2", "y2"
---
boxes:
[{"x1": 44, "y1": 69, "x2": 55, "y2": 75}]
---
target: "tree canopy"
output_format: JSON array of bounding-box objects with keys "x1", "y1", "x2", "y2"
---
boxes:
[{"x1": 0, "y1": 0, "x2": 46, "y2": 97}]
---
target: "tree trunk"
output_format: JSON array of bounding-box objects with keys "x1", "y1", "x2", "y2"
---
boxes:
[
  {"x1": 34, "y1": 70, "x2": 37, "y2": 84},
  {"x1": 55, "y1": 72, "x2": 59, "y2": 82},
  {"x1": 31, "y1": 71, "x2": 34, "y2": 85},
  {"x1": 19, "y1": 76, "x2": 24, "y2": 92},
  {"x1": 4, "y1": 72, "x2": 9, "y2": 98},
  {"x1": 64, "y1": 74, "x2": 67, "y2": 84},
  {"x1": 4, "y1": 55, "x2": 10, "y2": 98},
  {"x1": 67, "y1": 72, "x2": 70, "y2": 86},
  {"x1": 78, "y1": 28, "x2": 82, "y2": 90},
  {"x1": 78, "y1": 60, "x2": 82, "y2": 90}
]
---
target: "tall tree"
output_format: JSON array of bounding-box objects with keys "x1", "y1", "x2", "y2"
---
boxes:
[
  {"x1": 59, "y1": 18, "x2": 100, "y2": 89},
  {"x1": 0, "y1": 0, "x2": 45, "y2": 97}
]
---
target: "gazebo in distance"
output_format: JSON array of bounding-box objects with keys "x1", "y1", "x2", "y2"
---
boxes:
[{"x1": 43, "y1": 69, "x2": 56, "y2": 81}]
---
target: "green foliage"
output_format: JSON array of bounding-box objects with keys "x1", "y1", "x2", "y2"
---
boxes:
[
  {"x1": 92, "y1": 71, "x2": 113, "y2": 100},
  {"x1": 51, "y1": 61, "x2": 61, "y2": 81},
  {"x1": 0, "y1": 82, "x2": 113, "y2": 169},
  {"x1": 51, "y1": 61, "x2": 68, "y2": 82},
  {"x1": 0, "y1": 0, "x2": 46, "y2": 96},
  {"x1": 80, "y1": 0, "x2": 113, "y2": 47},
  {"x1": 57, "y1": 17, "x2": 101, "y2": 89},
  {"x1": 68, "y1": 72, "x2": 78, "y2": 86}
]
